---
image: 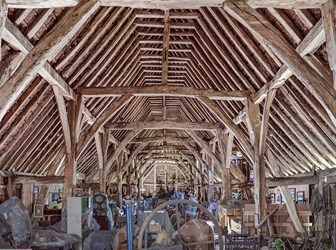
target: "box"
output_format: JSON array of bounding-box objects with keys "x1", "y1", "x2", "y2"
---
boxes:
[{"x1": 149, "y1": 223, "x2": 161, "y2": 233}]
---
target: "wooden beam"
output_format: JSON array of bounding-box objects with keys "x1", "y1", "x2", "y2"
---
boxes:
[
  {"x1": 77, "y1": 85, "x2": 251, "y2": 101},
  {"x1": 101, "y1": 0, "x2": 223, "y2": 9},
  {"x1": 225, "y1": 132, "x2": 234, "y2": 169},
  {"x1": 322, "y1": 0, "x2": 336, "y2": 89},
  {"x1": 64, "y1": 99, "x2": 82, "y2": 201},
  {"x1": 225, "y1": 1, "x2": 336, "y2": 128},
  {"x1": 186, "y1": 130, "x2": 222, "y2": 168},
  {"x1": 2, "y1": 19, "x2": 76, "y2": 100},
  {"x1": 184, "y1": 135, "x2": 246, "y2": 183},
  {"x1": 251, "y1": 19, "x2": 325, "y2": 104},
  {"x1": 13, "y1": 175, "x2": 64, "y2": 184},
  {"x1": 162, "y1": 10, "x2": 170, "y2": 86},
  {"x1": 257, "y1": 204, "x2": 284, "y2": 229},
  {"x1": 0, "y1": 1, "x2": 7, "y2": 61},
  {"x1": 266, "y1": 149, "x2": 306, "y2": 234},
  {"x1": 95, "y1": 130, "x2": 109, "y2": 193},
  {"x1": 0, "y1": 0, "x2": 99, "y2": 121},
  {"x1": 52, "y1": 86, "x2": 72, "y2": 153},
  {"x1": 131, "y1": 136, "x2": 193, "y2": 143},
  {"x1": 197, "y1": 96, "x2": 254, "y2": 161},
  {"x1": 218, "y1": 130, "x2": 231, "y2": 200},
  {"x1": 246, "y1": 99, "x2": 267, "y2": 232},
  {"x1": 105, "y1": 129, "x2": 141, "y2": 175},
  {"x1": 120, "y1": 143, "x2": 149, "y2": 175},
  {"x1": 76, "y1": 95, "x2": 133, "y2": 158},
  {"x1": 141, "y1": 145, "x2": 192, "y2": 152},
  {"x1": 106, "y1": 120, "x2": 223, "y2": 131},
  {"x1": 259, "y1": 89, "x2": 277, "y2": 156},
  {"x1": 247, "y1": 0, "x2": 326, "y2": 9},
  {"x1": 266, "y1": 175, "x2": 319, "y2": 187},
  {"x1": 39, "y1": 63, "x2": 75, "y2": 100},
  {"x1": 101, "y1": 0, "x2": 325, "y2": 9},
  {"x1": 6, "y1": 0, "x2": 79, "y2": 8}
]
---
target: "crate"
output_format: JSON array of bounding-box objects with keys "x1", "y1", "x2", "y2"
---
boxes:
[{"x1": 243, "y1": 204, "x2": 312, "y2": 238}]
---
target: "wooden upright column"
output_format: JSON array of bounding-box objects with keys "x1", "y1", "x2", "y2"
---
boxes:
[
  {"x1": 246, "y1": 99, "x2": 267, "y2": 234},
  {"x1": 53, "y1": 89, "x2": 83, "y2": 206},
  {"x1": 218, "y1": 130, "x2": 232, "y2": 200},
  {"x1": 95, "y1": 130, "x2": 109, "y2": 193}
]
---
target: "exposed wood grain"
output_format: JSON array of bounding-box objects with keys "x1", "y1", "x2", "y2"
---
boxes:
[
  {"x1": 101, "y1": 0, "x2": 325, "y2": 9},
  {"x1": 246, "y1": 99, "x2": 266, "y2": 233},
  {"x1": 162, "y1": 10, "x2": 170, "y2": 86},
  {"x1": 52, "y1": 86, "x2": 72, "y2": 153},
  {"x1": 95, "y1": 130, "x2": 109, "y2": 192},
  {"x1": 225, "y1": 1, "x2": 336, "y2": 129},
  {"x1": 106, "y1": 120, "x2": 223, "y2": 131},
  {"x1": 14, "y1": 175, "x2": 64, "y2": 184},
  {"x1": 6, "y1": 0, "x2": 78, "y2": 8},
  {"x1": 2, "y1": 19, "x2": 75, "y2": 100},
  {"x1": 218, "y1": 130, "x2": 231, "y2": 200},
  {"x1": 78, "y1": 86, "x2": 251, "y2": 101},
  {"x1": 260, "y1": 89, "x2": 277, "y2": 156},
  {"x1": 322, "y1": 0, "x2": 336, "y2": 88},
  {"x1": 250, "y1": 18, "x2": 325, "y2": 104},
  {"x1": 76, "y1": 95, "x2": 133, "y2": 157},
  {"x1": 105, "y1": 129, "x2": 141, "y2": 180},
  {"x1": 0, "y1": 0, "x2": 99, "y2": 121},
  {"x1": 247, "y1": 0, "x2": 326, "y2": 8},
  {"x1": 120, "y1": 143, "x2": 149, "y2": 175},
  {"x1": 197, "y1": 97, "x2": 254, "y2": 162},
  {"x1": 101, "y1": 0, "x2": 223, "y2": 9},
  {"x1": 266, "y1": 175, "x2": 319, "y2": 187},
  {"x1": 0, "y1": 1, "x2": 7, "y2": 61},
  {"x1": 131, "y1": 136, "x2": 193, "y2": 143},
  {"x1": 187, "y1": 130, "x2": 222, "y2": 167}
]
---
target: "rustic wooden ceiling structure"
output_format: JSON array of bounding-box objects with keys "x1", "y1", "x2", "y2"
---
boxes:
[{"x1": 0, "y1": 0, "x2": 335, "y2": 201}]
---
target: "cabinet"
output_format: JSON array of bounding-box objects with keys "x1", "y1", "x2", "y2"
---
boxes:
[{"x1": 67, "y1": 197, "x2": 92, "y2": 248}]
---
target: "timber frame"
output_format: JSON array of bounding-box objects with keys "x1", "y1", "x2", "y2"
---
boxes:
[{"x1": 0, "y1": 0, "x2": 335, "y2": 237}]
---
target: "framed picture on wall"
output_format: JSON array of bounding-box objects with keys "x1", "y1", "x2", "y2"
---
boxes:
[
  {"x1": 33, "y1": 204, "x2": 44, "y2": 218},
  {"x1": 297, "y1": 191, "x2": 305, "y2": 204},
  {"x1": 289, "y1": 188, "x2": 296, "y2": 201},
  {"x1": 270, "y1": 193, "x2": 275, "y2": 203},
  {"x1": 275, "y1": 193, "x2": 282, "y2": 204}
]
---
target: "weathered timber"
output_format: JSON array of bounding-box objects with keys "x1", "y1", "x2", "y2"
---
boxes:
[{"x1": 77, "y1": 86, "x2": 251, "y2": 101}]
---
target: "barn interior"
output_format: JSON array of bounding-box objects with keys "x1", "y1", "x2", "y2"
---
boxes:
[{"x1": 0, "y1": 0, "x2": 336, "y2": 249}]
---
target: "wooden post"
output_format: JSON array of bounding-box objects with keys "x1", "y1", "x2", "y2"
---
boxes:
[
  {"x1": 175, "y1": 168, "x2": 178, "y2": 191},
  {"x1": 190, "y1": 165, "x2": 194, "y2": 194},
  {"x1": 62, "y1": 95, "x2": 83, "y2": 205},
  {"x1": 95, "y1": 131, "x2": 108, "y2": 193},
  {"x1": 5, "y1": 176, "x2": 14, "y2": 198},
  {"x1": 117, "y1": 153, "x2": 123, "y2": 207},
  {"x1": 246, "y1": 99, "x2": 267, "y2": 235},
  {"x1": 218, "y1": 130, "x2": 232, "y2": 200},
  {"x1": 127, "y1": 165, "x2": 131, "y2": 195},
  {"x1": 322, "y1": 0, "x2": 336, "y2": 89},
  {"x1": 199, "y1": 160, "x2": 205, "y2": 199},
  {"x1": 137, "y1": 177, "x2": 141, "y2": 197},
  {"x1": 164, "y1": 165, "x2": 168, "y2": 191},
  {"x1": 154, "y1": 166, "x2": 157, "y2": 193}
]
